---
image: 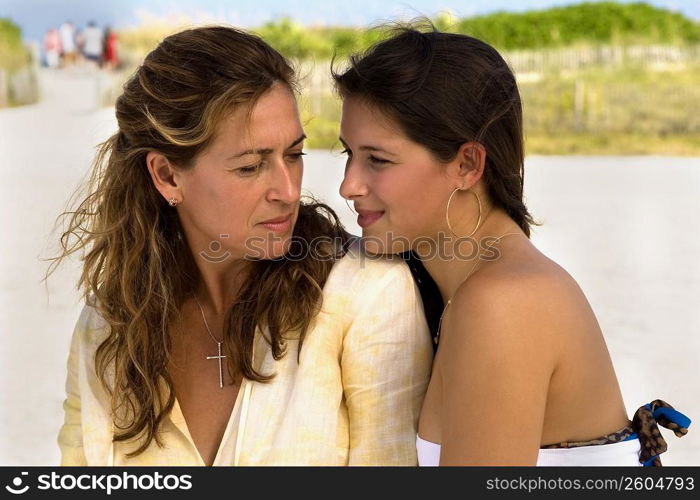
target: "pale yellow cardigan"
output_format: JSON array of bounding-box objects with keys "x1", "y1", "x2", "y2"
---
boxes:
[{"x1": 57, "y1": 244, "x2": 434, "y2": 465}]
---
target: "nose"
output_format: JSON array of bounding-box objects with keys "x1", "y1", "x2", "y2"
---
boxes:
[
  {"x1": 267, "y1": 158, "x2": 301, "y2": 204},
  {"x1": 339, "y1": 158, "x2": 369, "y2": 201}
]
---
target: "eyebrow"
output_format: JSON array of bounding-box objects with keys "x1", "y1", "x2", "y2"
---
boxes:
[
  {"x1": 229, "y1": 133, "x2": 306, "y2": 159},
  {"x1": 338, "y1": 136, "x2": 395, "y2": 155}
]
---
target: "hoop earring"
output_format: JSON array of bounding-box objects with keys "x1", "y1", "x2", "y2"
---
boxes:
[
  {"x1": 445, "y1": 188, "x2": 482, "y2": 238},
  {"x1": 168, "y1": 197, "x2": 179, "y2": 207}
]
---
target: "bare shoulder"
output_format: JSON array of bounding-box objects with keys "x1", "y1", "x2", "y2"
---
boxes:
[
  {"x1": 434, "y1": 238, "x2": 609, "y2": 464},
  {"x1": 440, "y1": 242, "x2": 593, "y2": 367}
]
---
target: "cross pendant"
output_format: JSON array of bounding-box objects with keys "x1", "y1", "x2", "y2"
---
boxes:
[{"x1": 206, "y1": 342, "x2": 227, "y2": 389}]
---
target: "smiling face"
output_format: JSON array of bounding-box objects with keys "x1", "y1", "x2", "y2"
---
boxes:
[
  {"x1": 339, "y1": 97, "x2": 454, "y2": 255},
  {"x1": 173, "y1": 82, "x2": 305, "y2": 262}
]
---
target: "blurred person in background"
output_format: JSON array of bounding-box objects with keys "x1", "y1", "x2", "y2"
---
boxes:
[
  {"x1": 102, "y1": 26, "x2": 118, "y2": 70},
  {"x1": 82, "y1": 21, "x2": 103, "y2": 67},
  {"x1": 43, "y1": 28, "x2": 61, "y2": 69},
  {"x1": 74, "y1": 26, "x2": 85, "y2": 64},
  {"x1": 59, "y1": 21, "x2": 76, "y2": 67}
]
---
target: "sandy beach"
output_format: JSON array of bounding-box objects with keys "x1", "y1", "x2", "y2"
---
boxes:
[{"x1": 1, "y1": 68, "x2": 698, "y2": 465}]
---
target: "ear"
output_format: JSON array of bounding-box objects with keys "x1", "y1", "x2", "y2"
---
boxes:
[
  {"x1": 146, "y1": 151, "x2": 184, "y2": 203},
  {"x1": 452, "y1": 141, "x2": 486, "y2": 189}
]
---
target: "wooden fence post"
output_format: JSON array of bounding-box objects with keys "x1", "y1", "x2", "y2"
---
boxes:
[
  {"x1": 574, "y1": 79, "x2": 584, "y2": 131},
  {"x1": 0, "y1": 69, "x2": 8, "y2": 108}
]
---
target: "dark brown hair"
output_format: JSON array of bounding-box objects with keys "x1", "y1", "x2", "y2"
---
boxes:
[
  {"x1": 333, "y1": 24, "x2": 536, "y2": 236},
  {"x1": 44, "y1": 25, "x2": 350, "y2": 457}
]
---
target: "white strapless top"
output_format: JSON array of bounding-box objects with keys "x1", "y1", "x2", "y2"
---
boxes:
[{"x1": 416, "y1": 434, "x2": 643, "y2": 466}]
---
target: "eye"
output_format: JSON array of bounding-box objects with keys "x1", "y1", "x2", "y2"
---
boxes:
[
  {"x1": 237, "y1": 163, "x2": 262, "y2": 175},
  {"x1": 286, "y1": 151, "x2": 306, "y2": 162},
  {"x1": 368, "y1": 155, "x2": 390, "y2": 165},
  {"x1": 340, "y1": 148, "x2": 352, "y2": 157}
]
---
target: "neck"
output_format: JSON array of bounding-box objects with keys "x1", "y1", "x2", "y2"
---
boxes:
[
  {"x1": 192, "y1": 255, "x2": 250, "y2": 317},
  {"x1": 417, "y1": 208, "x2": 522, "y2": 305}
]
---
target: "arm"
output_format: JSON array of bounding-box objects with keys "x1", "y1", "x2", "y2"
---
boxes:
[
  {"x1": 57, "y1": 306, "x2": 90, "y2": 466},
  {"x1": 341, "y1": 263, "x2": 434, "y2": 465},
  {"x1": 439, "y1": 274, "x2": 562, "y2": 465}
]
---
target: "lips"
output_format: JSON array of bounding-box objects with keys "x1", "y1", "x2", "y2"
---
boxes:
[
  {"x1": 356, "y1": 208, "x2": 385, "y2": 228},
  {"x1": 258, "y1": 213, "x2": 293, "y2": 233},
  {"x1": 259, "y1": 214, "x2": 292, "y2": 224}
]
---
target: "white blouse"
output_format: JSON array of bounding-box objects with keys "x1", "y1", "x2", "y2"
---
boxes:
[{"x1": 58, "y1": 241, "x2": 434, "y2": 465}]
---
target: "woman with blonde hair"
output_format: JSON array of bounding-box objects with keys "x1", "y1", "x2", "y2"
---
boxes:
[{"x1": 48, "y1": 26, "x2": 432, "y2": 466}]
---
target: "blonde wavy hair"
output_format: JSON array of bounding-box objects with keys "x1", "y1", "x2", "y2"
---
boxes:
[{"x1": 44, "y1": 26, "x2": 350, "y2": 458}]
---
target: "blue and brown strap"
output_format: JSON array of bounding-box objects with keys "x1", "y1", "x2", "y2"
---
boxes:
[{"x1": 633, "y1": 399, "x2": 692, "y2": 467}]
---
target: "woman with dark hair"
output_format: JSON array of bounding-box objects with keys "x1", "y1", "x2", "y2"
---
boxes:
[
  {"x1": 48, "y1": 26, "x2": 432, "y2": 466},
  {"x1": 334, "y1": 25, "x2": 690, "y2": 466}
]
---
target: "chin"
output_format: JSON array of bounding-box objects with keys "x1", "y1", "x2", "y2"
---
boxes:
[
  {"x1": 360, "y1": 237, "x2": 384, "y2": 256},
  {"x1": 244, "y1": 234, "x2": 294, "y2": 261},
  {"x1": 360, "y1": 231, "x2": 411, "y2": 256}
]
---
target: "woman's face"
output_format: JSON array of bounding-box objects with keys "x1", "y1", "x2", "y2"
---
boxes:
[
  {"x1": 339, "y1": 97, "x2": 452, "y2": 255},
  {"x1": 174, "y1": 82, "x2": 305, "y2": 262}
]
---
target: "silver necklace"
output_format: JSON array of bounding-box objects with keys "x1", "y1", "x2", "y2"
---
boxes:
[{"x1": 193, "y1": 292, "x2": 227, "y2": 389}]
